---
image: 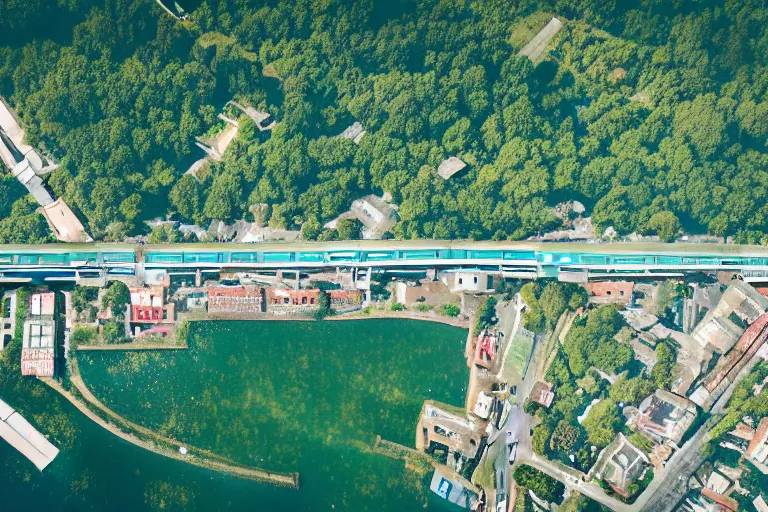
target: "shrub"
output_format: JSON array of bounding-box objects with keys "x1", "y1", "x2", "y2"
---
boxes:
[
  {"x1": 70, "y1": 325, "x2": 98, "y2": 348},
  {"x1": 391, "y1": 302, "x2": 405, "y2": 311},
  {"x1": 439, "y1": 304, "x2": 460, "y2": 317}
]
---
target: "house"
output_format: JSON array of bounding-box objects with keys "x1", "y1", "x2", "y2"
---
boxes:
[
  {"x1": 591, "y1": 433, "x2": 650, "y2": 497},
  {"x1": 691, "y1": 313, "x2": 768, "y2": 410},
  {"x1": 349, "y1": 195, "x2": 398, "y2": 239},
  {"x1": 700, "y1": 488, "x2": 739, "y2": 512},
  {"x1": 448, "y1": 271, "x2": 494, "y2": 293},
  {"x1": 473, "y1": 330, "x2": 500, "y2": 369},
  {"x1": 633, "y1": 389, "x2": 697, "y2": 445},
  {"x1": 530, "y1": 381, "x2": 555, "y2": 408},
  {"x1": 693, "y1": 281, "x2": 768, "y2": 353},
  {"x1": 266, "y1": 288, "x2": 320, "y2": 316},
  {"x1": 693, "y1": 316, "x2": 744, "y2": 354},
  {"x1": 327, "y1": 289, "x2": 363, "y2": 312},
  {"x1": 21, "y1": 292, "x2": 56, "y2": 377},
  {"x1": 41, "y1": 199, "x2": 92, "y2": 243},
  {"x1": 130, "y1": 287, "x2": 174, "y2": 325},
  {"x1": 207, "y1": 286, "x2": 265, "y2": 314},
  {"x1": 1, "y1": 291, "x2": 17, "y2": 351},
  {"x1": 337, "y1": 121, "x2": 366, "y2": 144},
  {"x1": 429, "y1": 469, "x2": 478, "y2": 509},
  {"x1": 473, "y1": 392, "x2": 494, "y2": 420},
  {"x1": 747, "y1": 417, "x2": 768, "y2": 465},
  {"x1": 437, "y1": 157, "x2": 467, "y2": 180},
  {"x1": 584, "y1": 281, "x2": 634, "y2": 305}
]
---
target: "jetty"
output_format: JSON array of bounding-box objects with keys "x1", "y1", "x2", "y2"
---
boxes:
[{"x1": 0, "y1": 397, "x2": 59, "y2": 471}]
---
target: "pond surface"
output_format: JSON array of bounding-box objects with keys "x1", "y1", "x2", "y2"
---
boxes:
[{"x1": 1, "y1": 319, "x2": 469, "y2": 511}]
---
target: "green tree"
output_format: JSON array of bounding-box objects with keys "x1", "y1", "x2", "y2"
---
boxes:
[
  {"x1": 513, "y1": 464, "x2": 564, "y2": 504},
  {"x1": 647, "y1": 211, "x2": 681, "y2": 242},
  {"x1": 550, "y1": 420, "x2": 581, "y2": 453},
  {"x1": 582, "y1": 400, "x2": 621, "y2": 448},
  {"x1": 532, "y1": 423, "x2": 552, "y2": 455},
  {"x1": 609, "y1": 376, "x2": 655, "y2": 406},
  {"x1": 102, "y1": 281, "x2": 130, "y2": 319}
]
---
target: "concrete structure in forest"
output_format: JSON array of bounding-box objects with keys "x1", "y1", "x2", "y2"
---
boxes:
[
  {"x1": 437, "y1": 157, "x2": 467, "y2": 180},
  {"x1": 518, "y1": 17, "x2": 563, "y2": 63}
]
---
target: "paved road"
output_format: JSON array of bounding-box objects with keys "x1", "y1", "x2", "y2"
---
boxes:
[{"x1": 632, "y1": 426, "x2": 710, "y2": 512}]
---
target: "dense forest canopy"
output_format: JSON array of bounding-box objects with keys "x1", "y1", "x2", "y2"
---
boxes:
[{"x1": 2, "y1": 0, "x2": 768, "y2": 243}]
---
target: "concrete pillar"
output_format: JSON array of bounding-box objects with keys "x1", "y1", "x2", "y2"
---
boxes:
[{"x1": 195, "y1": 269, "x2": 202, "y2": 287}]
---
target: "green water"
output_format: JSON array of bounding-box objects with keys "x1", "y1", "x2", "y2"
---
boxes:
[{"x1": 0, "y1": 319, "x2": 469, "y2": 511}]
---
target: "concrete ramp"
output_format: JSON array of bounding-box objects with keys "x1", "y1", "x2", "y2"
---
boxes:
[
  {"x1": 518, "y1": 17, "x2": 563, "y2": 63},
  {"x1": 0, "y1": 398, "x2": 59, "y2": 471}
]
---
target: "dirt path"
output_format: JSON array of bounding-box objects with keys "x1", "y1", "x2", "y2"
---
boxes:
[{"x1": 40, "y1": 362, "x2": 299, "y2": 488}]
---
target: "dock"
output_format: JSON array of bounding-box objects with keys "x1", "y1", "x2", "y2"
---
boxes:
[{"x1": 0, "y1": 397, "x2": 59, "y2": 471}]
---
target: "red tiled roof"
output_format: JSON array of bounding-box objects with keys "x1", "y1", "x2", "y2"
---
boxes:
[
  {"x1": 747, "y1": 417, "x2": 768, "y2": 458},
  {"x1": 701, "y1": 488, "x2": 739, "y2": 511},
  {"x1": 266, "y1": 288, "x2": 319, "y2": 305},
  {"x1": 583, "y1": 281, "x2": 634, "y2": 300}
]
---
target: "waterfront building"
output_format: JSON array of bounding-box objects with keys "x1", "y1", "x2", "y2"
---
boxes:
[
  {"x1": 417, "y1": 403, "x2": 483, "y2": 466},
  {"x1": 266, "y1": 288, "x2": 320, "y2": 316},
  {"x1": 207, "y1": 286, "x2": 265, "y2": 314},
  {"x1": 327, "y1": 289, "x2": 362, "y2": 312},
  {"x1": 130, "y1": 287, "x2": 174, "y2": 324},
  {"x1": 21, "y1": 292, "x2": 56, "y2": 377}
]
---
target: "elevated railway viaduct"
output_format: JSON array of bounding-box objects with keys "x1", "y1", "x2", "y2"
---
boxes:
[{"x1": 2, "y1": 240, "x2": 768, "y2": 284}]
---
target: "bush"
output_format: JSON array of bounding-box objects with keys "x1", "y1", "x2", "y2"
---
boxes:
[
  {"x1": 391, "y1": 302, "x2": 405, "y2": 311},
  {"x1": 71, "y1": 286, "x2": 99, "y2": 314},
  {"x1": 439, "y1": 304, "x2": 460, "y2": 317},
  {"x1": 102, "y1": 322, "x2": 123, "y2": 344},
  {"x1": 414, "y1": 303, "x2": 434, "y2": 312},
  {"x1": 102, "y1": 281, "x2": 131, "y2": 319},
  {"x1": 70, "y1": 325, "x2": 98, "y2": 348},
  {"x1": 513, "y1": 464, "x2": 564, "y2": 504}
]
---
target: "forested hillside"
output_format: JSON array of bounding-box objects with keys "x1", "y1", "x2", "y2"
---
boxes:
[{"x1": 1, "y1": 0, "x2": 768, "y2": 243}]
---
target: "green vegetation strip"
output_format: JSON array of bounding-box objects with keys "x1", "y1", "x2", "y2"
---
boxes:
[{"x1": 42, "y1": 359, "x2": 299, "y2": 489}]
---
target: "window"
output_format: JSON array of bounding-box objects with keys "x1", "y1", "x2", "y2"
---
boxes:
[
  {"x1": 619, "y1": 290, "x2": 625, "y2": 296},
  {"x1": 302, "y1": 297, "x2": 307, "y2": 305},
  {"x1": 311, "y1": 298, "x2": 315, "y2": 304},
  {"x1": 458, "y1": 278, "x2": 463, "y2": 285},
  {"x1": 606, "y1": 290, "x2": 612, "y2": 295},
  {"x1": 284, "y1": 298, "x2": 289, "y2": 304},
  {"x1": 474, "y1": 276, "x2": 478, "y2": 284}
]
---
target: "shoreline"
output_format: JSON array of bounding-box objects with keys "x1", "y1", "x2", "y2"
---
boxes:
[
  {"x1": 41, "y1": 360, "x2": 299, "y2": 489},
  {"x1": 186, "y1": 310, "x2": 470, "y2": 329}
]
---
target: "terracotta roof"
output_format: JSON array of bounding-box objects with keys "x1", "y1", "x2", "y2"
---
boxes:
[
  {"x1": 729, "y1": 422, "x2": 756, "y2": 441},
  {"x1": 701, "y1": 488, "x2": 739, "y2": 511},
  {"x1": 747, "y1": 417, "x2": 768, "y2": 458},
  {"x1": 530, "y1": 381, "x2": 554, "y2": 408},
  {"x1": 583, "y1": 281, "x2": 634, "y2": 301}
]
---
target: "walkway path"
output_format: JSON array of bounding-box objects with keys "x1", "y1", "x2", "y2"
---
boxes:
[{"x1": 40, "y1": 361, "x2": 299, "y2": 488}]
